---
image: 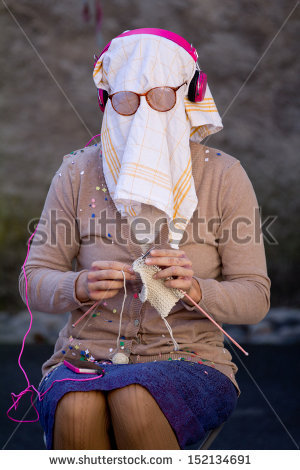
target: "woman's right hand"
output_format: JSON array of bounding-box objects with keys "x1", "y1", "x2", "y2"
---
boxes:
[{"x1": 75, "y1": 261, "x2": 136, "y2": 302}]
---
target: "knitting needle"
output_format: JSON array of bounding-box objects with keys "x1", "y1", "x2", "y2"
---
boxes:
[
  {"x1": 141, "y1": 246, "x2": 155, "y2": 259},
  {"x1": 72, "y1": 300, "x2": 102, "y2": 328},
  {"x1": 179, "y1": 289, "x2": 249, "y2": 356}
]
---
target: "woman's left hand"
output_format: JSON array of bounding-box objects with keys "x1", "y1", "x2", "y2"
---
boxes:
[{"x1": 145, "y1": 248, "x2": 202, "y2": 306}]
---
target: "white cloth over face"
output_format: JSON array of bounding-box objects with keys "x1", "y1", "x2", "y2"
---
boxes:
[{"x1": 93, "y1": 34, "x2": 223, "y2": 247}]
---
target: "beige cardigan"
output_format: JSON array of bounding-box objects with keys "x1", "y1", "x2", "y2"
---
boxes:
[{"x1": 19, "y1": 141, "x2": 271, "y2": 397}]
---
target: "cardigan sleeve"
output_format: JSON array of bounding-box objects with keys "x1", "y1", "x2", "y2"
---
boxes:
[
  {"x1": 18, "y1": 156, "x2": 93, "y2": 314},
  {"x1": 190, "y1": 161, "x2": 271, "y2": 325}
]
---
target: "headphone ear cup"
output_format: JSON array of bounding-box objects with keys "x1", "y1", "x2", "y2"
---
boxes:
[
  {"x1": 97, "y1": 89, "x2": 108, "y2": 112},
  {"x1": 188, "y1": 69, "x2": 199, "y2": 102},
  {"x1": 188, "y1": 70, "x2": 207, "y2": 102}
]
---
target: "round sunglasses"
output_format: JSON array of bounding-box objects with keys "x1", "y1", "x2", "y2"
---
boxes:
[{"x1": 108, "y1": 82, "x2": 187, "y2": 116}]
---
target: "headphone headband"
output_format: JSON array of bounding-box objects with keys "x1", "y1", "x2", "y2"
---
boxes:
[
  {"x1": 97, "y1": 28, "x2": 198, "y2": 63},
  {"x1": 94, "y1": 28, "x2": 207, "y2": 111}
]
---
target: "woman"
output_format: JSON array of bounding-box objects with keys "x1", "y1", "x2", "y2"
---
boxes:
[{"x1": 19, "y1": 29, "x2": 270, "y2": 450}]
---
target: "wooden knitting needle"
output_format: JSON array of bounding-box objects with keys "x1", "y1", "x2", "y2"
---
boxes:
[
  {"x1": 72, "y1": 300, "x2": 102, "y2": 328},
  {"x1": 179, "y1": 289, "x2": 249, "y2": 356}
]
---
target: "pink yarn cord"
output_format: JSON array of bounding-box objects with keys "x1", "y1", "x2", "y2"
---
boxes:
[
  {"x1": 7, "y1": 224, "x2": 104, "y2": 423},
  {"x1": 7, "y1": 224, "x2": 42, "y2": 422},
  {"x1": 84, "y1": 134, "x2": 101, "y2": 147}
]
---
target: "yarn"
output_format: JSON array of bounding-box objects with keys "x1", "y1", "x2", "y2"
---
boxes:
[
  {"x1": 111, "y1": 270, "x2": 130, "y2": 364},
  {"x1": 111, "y1": 352, "x2": 130, "y2": 364}
]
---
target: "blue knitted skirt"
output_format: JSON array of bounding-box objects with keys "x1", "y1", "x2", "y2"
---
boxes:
[{"x1": 36, "y1": 360, "x2": 239, "y2": 450}]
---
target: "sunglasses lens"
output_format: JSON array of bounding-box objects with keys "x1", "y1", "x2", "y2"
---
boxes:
[
  {"x1": 111, "y1": 91, "x2": 139, "y2": 115},
  {"x1": 147, "y1": 87, "x2": 176, "y2": 112}
]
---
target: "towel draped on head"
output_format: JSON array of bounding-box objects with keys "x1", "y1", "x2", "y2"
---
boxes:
[{"x1": 93, "y1": 33, "x2": 223, "y2": 248}]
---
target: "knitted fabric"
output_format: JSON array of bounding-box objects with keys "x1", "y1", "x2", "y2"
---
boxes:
[
  {"x1": 132, "y1": 255, "x2": 185, "y2": 316},
  {"x1": 132, "y1": 255, "x2": 185, "y2": 350}
]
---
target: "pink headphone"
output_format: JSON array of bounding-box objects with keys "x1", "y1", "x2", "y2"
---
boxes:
[{"x1": 94, "y1": 28, "x2": 207, "y2": 112}]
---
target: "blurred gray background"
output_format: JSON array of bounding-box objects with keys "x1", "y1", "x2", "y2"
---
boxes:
[{"x1": 0, "y1": 0, "x2": 299, "y2": 450}]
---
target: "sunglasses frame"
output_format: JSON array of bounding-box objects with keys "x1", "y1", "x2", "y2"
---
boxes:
[{"x1": 108, "y1": 81, "x2": 187, "y2": 116}]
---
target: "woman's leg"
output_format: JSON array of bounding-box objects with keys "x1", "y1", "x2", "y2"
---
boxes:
[
  {"x1": 53, "y1": 390, "x2": 112, "y2": 449},
  {"x1": 107, "y1": 384, "x2": 180, "y2": 450}
]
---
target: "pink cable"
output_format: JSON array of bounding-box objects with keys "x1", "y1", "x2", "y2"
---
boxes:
[
  {"x1": 84, "y1": 134, "x2": 101, "y2": 147},
  {"x1": 7, "y1": 372, "x2": 105, "y2": 423},
  {"x1": 7, "y1": 223, "x2": 105, "y2": 424}
]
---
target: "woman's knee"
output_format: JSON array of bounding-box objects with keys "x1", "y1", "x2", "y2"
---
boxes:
[
  {"x1": 108, "y1": 384, "x2": 154, "y2": 424},
  {"x1": 55, "y1": 390, "x2": 108, "y2": 423},
  {"x1": 107, "y1": 384, "x2": 179, "y2": 449},
  {"x1": 53, "y1": 390, "x2": 111, "y2": 449}
]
